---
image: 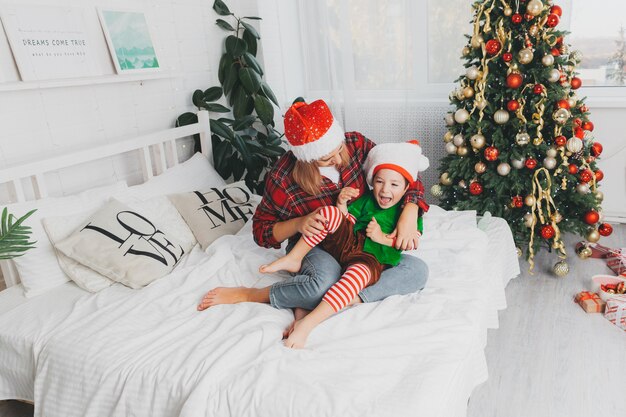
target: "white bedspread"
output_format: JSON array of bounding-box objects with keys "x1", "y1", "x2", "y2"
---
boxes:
[{"x1": 27, "y1": 208, "x2": 517, "y2": 417}]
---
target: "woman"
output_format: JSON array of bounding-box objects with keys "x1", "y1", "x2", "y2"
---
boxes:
[{"x1": 197, "y1": 100, "x2": 429, "y2": 327}]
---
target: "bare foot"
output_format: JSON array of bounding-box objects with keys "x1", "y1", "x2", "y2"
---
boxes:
[
  {"x1": 259, "y1": 255, "x2": 302, "y2": 274},
  {"x1": 284, "y1": 319, "x2": 315, "y2": 349},
  {"x1": 197, "y1": 287, "x2": 265, "y2": 310},
  {"x1": 283, "y1": 308, "x2": 311, "y2": 339}
]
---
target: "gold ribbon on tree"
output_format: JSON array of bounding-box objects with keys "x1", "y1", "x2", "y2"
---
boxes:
[
  {"x1": 531, "y1": 87, "x2": 547, "y2": 145},
  {"x1": 527, "y1": 167, "x2": 567, "y2": 272}
]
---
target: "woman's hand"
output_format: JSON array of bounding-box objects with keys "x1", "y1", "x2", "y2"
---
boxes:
[
  {"x1": 366, "y1": 217, "x2": 387, "y2": 245},
  {"x1": 297, "y1": 208, "x2": 328, "y2": 237}
]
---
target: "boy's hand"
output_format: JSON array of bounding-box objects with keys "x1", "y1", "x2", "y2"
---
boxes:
[{"x1": 366, "y1": 217, "x2": 386, "y2": 244}]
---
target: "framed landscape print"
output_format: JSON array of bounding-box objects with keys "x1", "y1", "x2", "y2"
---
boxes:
[{"x1": 98, "y1": 9, "x2": 160, "y2": 74}]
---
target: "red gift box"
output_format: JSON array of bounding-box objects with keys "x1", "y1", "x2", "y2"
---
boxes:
[
  {"x1": 604, "y1": 296, "x2": 626, "y2": 331},
  {"x1": 575, "y1": 291, "x2": 606, "y2": 313},
  {"x1": 606, "y1": 248, "x2": 626, "y2": 277}
]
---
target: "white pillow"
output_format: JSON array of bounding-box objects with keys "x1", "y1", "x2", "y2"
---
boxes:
[
  {"x1": 125, "y1": 152, "x2": 226, "y2": 200},
  {"x1": 54, "y1": 199, "x2": 191, "y2": 289},
  {"x1": 42, "y1": 195, "x2": 195, "y2": 293},
  {"x1": 169, "y1": 181, "x2": 260, "y2": 250},
  {"x1": 4, "y1": 181, "x2": 128, "y2": 298}
]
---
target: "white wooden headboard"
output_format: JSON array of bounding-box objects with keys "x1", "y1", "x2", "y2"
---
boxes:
[{"x1": 0, "y1": 110, "x2": 213, "y2": 286}]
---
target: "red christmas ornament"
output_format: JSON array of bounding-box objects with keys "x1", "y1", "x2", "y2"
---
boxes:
[
  {"x1": 551, "y1": 47, "x2": 561, "y2": 57},
  {"x1": 551, "y1": 5, "x2": 563, "y2": 16},
  {"x1": 591, "y1": 142, "x2": 603, "y2": 157},
  {"x1": 524, "y1": 13, "x2": 534, "y2": 21},
  {"x1": 503, "y1": 52, "x2": 513, "y2": 62},
  {"x1": 540, "y1": 224, "x2": 556, "y2": 240},
  {"x1": 580, "y1": 169, "x2": 594, "y2": 183},
  {"x1": 595, "y1": 169, "x2": 604, "y2": 182},
  {"x1": 556, "y1": 99, "x2": 570, "y2": 109},
  {"x1": 571, "y1": 77, "x2": 582, "y2": 89},
  {"x1": 484, "y1": 146, "x2": 499, "y2": 161},
  {"x1": 574, "y1": 127, "x2": 585, "y2": 139},
  {"x1": 525, "y1": 158, "x2": 538, "y2": 169},
  {"x1": 598, "y1": 223, "x2": 613, "y2": 237},
  {"x1": 584, "y1": 211, "x2": 600, "y2": 225},
  {"x1": 568, "y1": 164, "x2": 579, "y2": 174},
  {"x1": 469, "y1": 182, "x2": 483, "y2": 195},
  {"x1": 507, "y1": 99, "x2": 520, "y2": 111},
  {"x1": 580, "y1": 104, "x2": 589, "y2": 113},
  {"x1": 556, "y1": 36, "x2": 564, "y2": 45},
  {"x1": 506, "y1": 73, "x2": 523, "y2": 89},
  {"x1": 582, "y1": 121, "x2": 594, "y2": 131},
  {"x1": 511, "y1": 13, "x2": 523, "y2": 24},
  {"x1": 512, "y1": 196, "x2": 524, "y2": 208},
  {"x1": 485, "y1": 39, "x2": 502, "y2": 56},
  {"x1": 555, "y1": 135, "x2": 567, "y2": 147},
  {"x1": 573, "y1": 118, "x2": 582, "y2": 128},
  {"x1": 587, "y1": 156, "x2": 596, "y2": 163},
  {"x1": 533, "y1": 84, "x2": 544, "y2": 94},
  {"x1": 546, "y1": 13, "x2": 560, "y2": 27}
]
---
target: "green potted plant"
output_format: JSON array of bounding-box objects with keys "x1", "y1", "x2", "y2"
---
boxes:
[
  {"x1": 0, "y1": 207, "x2": 36, "y2": 260},
  {"x1": 177, "y1": 0, "x2": 285, "y2": 194}
]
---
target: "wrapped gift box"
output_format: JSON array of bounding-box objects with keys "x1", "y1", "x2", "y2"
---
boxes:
[
  {"x1": 606, "y1": 248, "x2": 626, "y2": 277},
  {"x1": 604, "y1": 296, "x2": 626, "y2": 331},
  {"x1": 575, "y1": 291, "x2": 606, "y2": 313}
]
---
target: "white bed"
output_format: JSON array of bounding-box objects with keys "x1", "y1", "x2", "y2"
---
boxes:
[{"x1": 0, "y1": 112, "x2": 520, "y2": 417}]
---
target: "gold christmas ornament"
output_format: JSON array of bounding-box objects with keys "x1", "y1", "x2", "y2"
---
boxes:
[
  {"x1": 568, "y1": 96, "x2": 578, "y2": 108},
  {"x1": 576, "y1": 183, "x2": 590, "y2": 194},
  {"x1": 595, "y1": 190, "x2": 604, "y2": 202},
  {"x1": 456, "y1": 146, "x2": 469, "y2": 156},
  {"x1": 454, "y1": 108, "x2": 470, "y2": 124},
  {"x1": 494, "y1": 109, "x2": 510, "y2": 124},
  {"x1": 471, "y1": 35, "x2": 484, "y2": 49},
  {"x1": 542, "y1": 54, "x2": 555, "y2": 66},
  {"x1": 453, "y1": 134, "x2": 465, "y2": 146},
  {"x1": 470, "y1": 133, "x2": 486, "y2": 149},
  {"x1": 553, "y1": 211, "x2": 563, "y2": 223},
  {"x1": 553, "y1": 108, "x2": 570, "y2": 125},
  {"x1": 462, "y1": 46, "x2": 471, "y2": 56},
  {"x1": 504, "y1": 6, "x2": 513, "y2": 17},
  {"x1": 444, "y1": 131, "x2": 454, "y2": 143},
  {"x1": 516, "y1": 247, "x2": 523, "y2": 257},
  {"x1": 586, "y1": 229, "x2": 600, "y2": 243},
  {"x1": 445, "y1": 142, "x2": 458, "y2": 154},
  {"x1": 497, "y1": 163, "x2": 511, "y2": 176},
  {"x1": 518, "y1": 48, "x2": 534, "y2": 64},
  {"x1": 455, "y1": 89, "x2": 466, "y2": 101},
  {"x1": 515, "y1": 132, "x2": 531, "y2": 146},
  {"x1": 524, "y1": 195, "x2": 536, "y2": 207},
  {"x1": 526, "y1": 0, "x2": 544, "y2": 16},
  {"x1": 458, "y1": 180, "x2": 467, "y2": 188},
  {"x1": 576, "y1": 244, "x2": 593, "y2": 259},
  {"x1": 566, "y1": 137, "x2": 583, "y2": 153},
  {"x1": 523, "y1": 213, "x2": 534, "y2": 227},
  {"x1": 475, "y1": 97, "x2": 488, "y2": 110},
  {"x1": 445, "y1": 113, "x2": 455, "y2": 126},
  {"x1": 466, "y1": 65, "x2": 480, "y2": 80},
  {"x1": 440, "y1": 172, "x2": 453, "y2": 185},
  {"x1": 463, "y1": 86, "x2": 475, "y2": 98},
  {"x1": 548, "y1": 69, "x2": 561, "y2": 83},
  {"x1": 474, "y1": 161, "x2": 487, "y2": 174},
  {"x1": 430, "y1": 184, "x2": 443, "y2": 198},
  {"x1": 553, "y1": 260, "x2": 569, "y2": 277},
  {"x1": 528, "y1": 25, "x2": 539, "y2": 37}
]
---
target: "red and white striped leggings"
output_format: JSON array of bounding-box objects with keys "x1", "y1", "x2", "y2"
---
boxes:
[{"x1": 303, "y1": 206, "x2": 372, "y2": 312}]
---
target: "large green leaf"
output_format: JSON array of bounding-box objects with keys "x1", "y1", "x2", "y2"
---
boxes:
[
  {"x1": 192, "y1": 90, "x2": 204, "y2": 108},
  {"x1": 204, "y1": 103, "x2": 231, "y2": 113},
  {"x1": 242, "y1": 30, "x2": 257, "y2": 56},
  {"x1": 223, "y1": 62, "x2": 239, "y2": 96},
  {"x1": 241, "y1": 16, "x2": 262, "y2": 20},
  {"x1": 225, "y1": 35, "x2": 247, "y2": 58},
  {"x1": 210, "y1": 119, "x2": 235, "y2": 141},
  {"x1": 233, "y1": 115, "x2": 257, "y2": 131},
  {"x1": 259, "y1": 145, "x2": 285, "y2": 157},
  {"x1": 232, "y1": 85, "x2": 251, "y2": 118},
  {"x1": 230, "y1": 154, "x2": 245, "y2": 181},
  {"x1": 254, "y1": 95, "x2": 274, "y2": 125},
  {"x1": 213, "y1": 137, "x2": 233, "y2": 173},
  {"x1": 241, "y1": 21, "x2": 260, "y2": 39},
  {"x1": 239, "y1": 67, "x2": 262, "y2": 93},
  {"x1": 232, "y1": 133, "x2": 251, "y2": 163},
  {"x1": 203, "y1": 86, "x2": 223, "y2": 102},
  {"x1": 213, "y1": 0, "x2": 231, "y2": 16},
  {"x1": 176, "y1": 112, "x2": 198, "y2": 127},
  {"x1": 259, "y1": 82, "x2": 278, "y2": 106},
  {"x1": 243, "y1": 52, "x2": 263, "y2": 76},
  {"x1": 218, "y1": 54, "x2": 232, "y2": 84},
  {"x1": 216, "y1": 18, "x2": 235, "y2": 31}
]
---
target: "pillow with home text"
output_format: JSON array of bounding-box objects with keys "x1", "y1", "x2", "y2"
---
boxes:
[
  {"x1": 55, "y1": 199, "x2": 186, "y2": 289},
  {"x1": 169, "y1": 181, "x2": 260, "y2": 250}
]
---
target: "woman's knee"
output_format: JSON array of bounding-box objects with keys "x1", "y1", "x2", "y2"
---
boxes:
[
  {"x1": 299, "y1": 249, "x2": 341, "y2": 298},
  {"x1": 401, "y1": 255, "x2": 429, "y2": 291}
]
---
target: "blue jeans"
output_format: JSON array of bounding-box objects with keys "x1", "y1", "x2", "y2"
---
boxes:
[{"x1": 269, "y1": 243, "x2": 429, "y2": 310}]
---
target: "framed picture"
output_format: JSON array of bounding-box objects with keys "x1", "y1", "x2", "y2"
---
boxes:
[
  {"x1": 97, "y1": 9, "x2": 160, "y2": 74},
  {"x1": 0, "y1": 4, "x2": 99, "y2": 81}
]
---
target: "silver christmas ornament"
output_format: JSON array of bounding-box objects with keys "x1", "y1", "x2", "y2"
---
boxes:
[
  {"x1": 494, "y1": 109, "x2": 510, "y2": 124},
  {"x1": 546, "y1": 148, "x2": 558, "y2": 158},
  {"x1": 454, "y1": 109, "x2": 470, "y2": 124},
  {"x1": 526, "y1": 0, "x2": 544, "y2": 16},
  {"x1": 497, "y1": 163, "x2": 511, "y2": 176},
  {"x1": 568, "y1": 95, "x2": 578, "y2": 108},
  {"x1": 576, "y1": 183, "x2": 590, "y2": 194},
  {"x1": 511, "y1": 157, "x2": 526, "y2": 169},
  {"x1": 523, "y1": 213, "x2": 534, "y2": 227},
  {"x1": 515, "y1": 132, "x2": 531, "y2": 146},
  {"x1": 566, "y1": 137, "x2": 583, "y2": 153},
  {"x1": 553, "y1": 260, "x2": 570, "y2": 277},
  {"x1": 445, "y1": 142, "x2": 458, "y2": 154},
  {"x1": 445, "y1": 113, "x2": 455, "y2": 126},
  {"x1": 542, "y1": 54, "x2": 554, "y2": 66},
  {"x1": 518, "y1": 48, "x2": 534, "y2": 64},
  {"x1": 470, "y1": 133, "x2": 486, "y2": 149},
  {"x1": 548, "y1": 69, "x2": 560, "y2": 83},
  {"x1": 453, "y1": 134, "x2": 465, "y2": 146},
  {"x1": 430, "y1": 184, "x2": 443, "y2": 198},
  {"x1": 543, "y1": 157, "x2": 557, "y2": 170},
  {"x1": 553, "y1": 108, "x2": 570, "y2": 125},
  {"x1": 475, "y1": 98, "x2": 488, "y2": 110},
  {"x1": 466, "y1": 65, "x2": 480, "y2": 80},
  {"x1": 570, "y1": 50, "x2": 583, "y2": 63}
]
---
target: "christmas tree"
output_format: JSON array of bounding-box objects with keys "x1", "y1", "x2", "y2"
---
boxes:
[{"x1": 433, "y1": 0, "x2": 611, "y2": 275}]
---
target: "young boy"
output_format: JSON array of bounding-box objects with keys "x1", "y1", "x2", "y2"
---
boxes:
[{"x1": 260, "y1": 141, "x2": 429, "y2": 348}]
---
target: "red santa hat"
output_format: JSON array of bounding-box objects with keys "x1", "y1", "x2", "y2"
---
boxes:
[
  {"x1": 364, "y1": 140, "x2": 430, "y2": 185},
  {"x1": 283, "y1": 100, "x2": 345, "y2": 162}
]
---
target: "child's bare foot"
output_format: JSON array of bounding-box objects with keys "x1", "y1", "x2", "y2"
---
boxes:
[
  {"x1": 259, "y1": 255, "x2": 302, "y2": 274},
  {"x1": 283, "y1": 307, "x2": 311, "y2": 338},
  {"x1": 284, "y1": 318, "x2": 314, "y2": 349},
  {"x1": 197, "y1": 287, "x2": 268, "y2": 310}
]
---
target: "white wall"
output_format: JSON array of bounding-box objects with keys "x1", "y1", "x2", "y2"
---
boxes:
[{"x1": 0, "y1": 0, "x2": 257, "y2": 203}]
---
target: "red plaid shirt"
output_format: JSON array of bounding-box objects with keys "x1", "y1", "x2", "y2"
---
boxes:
[{"x1": 252, "y1": 132, "x2": 429, "y2": 248}]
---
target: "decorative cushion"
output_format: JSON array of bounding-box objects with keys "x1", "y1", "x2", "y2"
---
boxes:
[
  {"x1": 169, "y1": 181, "x2": 261, "y2": 250},
  {"x1": 43, "y1": 195, "x2": 196, "y2": 292},
  {"x1": 55, "y1": 199, "x2": 188, "y2": 289}
]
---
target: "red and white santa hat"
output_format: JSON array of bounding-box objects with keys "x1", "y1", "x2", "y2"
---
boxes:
[
  {"x1": 364, "y1": 140, "x2": 430, "y2": 185},
  {"x1": 283, "y1": 99, "x2": 345, "y2": 162}
]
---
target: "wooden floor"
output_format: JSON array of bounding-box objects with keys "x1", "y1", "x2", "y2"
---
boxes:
[{"x1": 1, "y1": 226, "x2": 625, "y2": 417}]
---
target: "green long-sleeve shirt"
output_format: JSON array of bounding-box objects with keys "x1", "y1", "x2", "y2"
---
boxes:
[{"x1": 347, "y1": 191, "x2": 423, "y2": 266}]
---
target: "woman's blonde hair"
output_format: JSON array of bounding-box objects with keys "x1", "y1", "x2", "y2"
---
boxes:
[{"x1": 292, "y1": 146, "x2": 350, "y2": 195}]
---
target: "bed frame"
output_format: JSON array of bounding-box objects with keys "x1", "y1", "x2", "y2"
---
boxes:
[{"x1": 0, "y1": 110, "x2": 213, "y2": 288}]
